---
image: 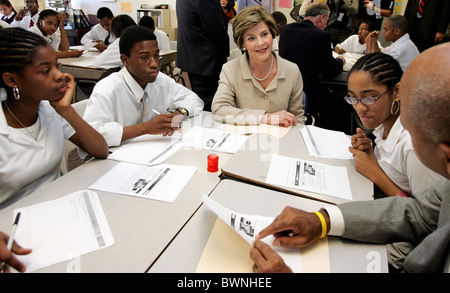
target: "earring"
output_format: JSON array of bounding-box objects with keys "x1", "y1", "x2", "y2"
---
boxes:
[
  {"x1": 13, "y1": 86, "x2": 20, "y2": 101},
  {"x1": 391, "y1": 100, "x2": 400, "y2": 115}
]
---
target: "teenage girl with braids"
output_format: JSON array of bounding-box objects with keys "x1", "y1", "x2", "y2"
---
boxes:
[
  {"x1": 346, "y1": 52, "x2": 443, "y2": 271},
  {"x1": 28, "y1": 9, "x2": 82, "y2": 59},
  {"x1": 0, "y1": 28, "x2": 108, "y2": 209}
]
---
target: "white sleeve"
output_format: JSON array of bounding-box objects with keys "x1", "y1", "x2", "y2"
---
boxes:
[{"x1": 324, "y1": 206, "x2": 346, "y2": 236}]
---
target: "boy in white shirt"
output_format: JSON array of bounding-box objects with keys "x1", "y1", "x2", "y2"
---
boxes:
[
  {"x1": 138, "y1": 16, "x2": 171, "y2": 51},
  {"x1": 80, "y1": 7, "x2": 116, "y2": 52},
  {"x1": 84, "y1": 25, "x2": 204, "y2": 147},
  {"x1": 334, "y1": 20, "x2": 380, "y2": 55}
]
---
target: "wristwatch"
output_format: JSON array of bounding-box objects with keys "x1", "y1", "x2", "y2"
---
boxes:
[{"x1": 176, "y1": 107, "x2": 189, "y2": 116}]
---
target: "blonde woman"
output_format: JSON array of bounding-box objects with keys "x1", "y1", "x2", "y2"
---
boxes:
[{"x1": 212, "y1": 6, "x2": 306, "y2": 126}]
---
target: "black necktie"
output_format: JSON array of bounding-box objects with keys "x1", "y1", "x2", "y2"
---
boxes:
[{"x1": 104, "y1": 32, "x2": 110, "y2": 45}]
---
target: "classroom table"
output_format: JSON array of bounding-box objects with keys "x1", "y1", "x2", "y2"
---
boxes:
[
  {"x1": 221, "y1": 124, "x2": 374, "y2": 205},
  {"x1": 148, "y1": 179, "x2": 388, "y2": 273},
  {"x1": 0, "y1": 113, "x2": 232, "y2": 273}
]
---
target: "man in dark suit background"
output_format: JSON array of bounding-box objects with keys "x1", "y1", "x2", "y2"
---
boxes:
[
  {"x1": 176, "y1": 0, "x2": 230, "y2": 112},
  {"x1": 279, "y1": 2, "x2": 350, "y2": 133},
  {"x1": 404, "y1": 0, "x2": 450, "y2": 52}
]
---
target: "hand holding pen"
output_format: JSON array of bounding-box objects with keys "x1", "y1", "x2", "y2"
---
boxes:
[{"x1": 0, "y1": 213, "x2": 32, "y2": 273}]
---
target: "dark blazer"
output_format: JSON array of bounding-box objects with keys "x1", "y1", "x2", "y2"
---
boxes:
[
  {"x1": 176, "y1": 0, "x2": 230, "y2": 76},
  {"x1": 404, "y1": 0, "x2": 450, "y2": 51},
  {"x1": 279, "y1": 20, "x2": 343, "y2": 113},
  {"x1": 339, "y1": 179, "x2": 450, "y2": 273}
]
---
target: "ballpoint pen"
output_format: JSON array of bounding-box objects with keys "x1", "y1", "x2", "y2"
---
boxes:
[
  {"x1": 0, "y1": 212, "x2": 21, "y2": 273},
  {"x1": 152, "y1": 109, "x2": 161, "y2": 115}
]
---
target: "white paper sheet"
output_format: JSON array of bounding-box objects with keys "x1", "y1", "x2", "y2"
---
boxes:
[
  {"x1": 266, "y1": 154, "x2": 353, "y2": 200},
  {"x1": 90, "y1": 162, "x2": 196, "y2": 203},
  {"x1": 220, "y1": 124, "x2": 292, "y2": 138},
  {"x1": 201, "y1": 194, "x2": 302, "y2": 272},
  {"x1": 107, "y1": 134, "x2": 184, "y2": 166},
  {"x1": 300, "y1": 126, "x2": 353, "y2": 160},
  {"x1": 13, "y1": 190, "x2": 114, "y2": 273},
  {"x1": 182, "y1": 126, "x2": 248, "y2": 153}
]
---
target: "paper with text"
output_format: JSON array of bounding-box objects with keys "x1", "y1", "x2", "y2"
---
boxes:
[
  {"x1": 90, "y1": 162, "x2": 196, "y2": 202},
  {"x1": 220, "y1": 124, "x2": 292, "y2": 138},
  {"x1": 107, "y1": 134, "x2": 184, "y2": 166},
  {"x1": 13, "y1": 190, "x2": 114, "y2": 273},
  {"x1": 266, "y1": 154, "x2": 353, "y2": 200},
  {"x1": 182, "y1": 126, "x2": 248, "y2": 153},
  {"x1": 300, "y1": 126, "x2": 353, "y2": 160},
  {"x1": 201, "y1": 194, "x2": 302, "y2": 272}
]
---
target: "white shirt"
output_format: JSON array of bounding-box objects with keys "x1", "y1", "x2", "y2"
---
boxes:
[
  {"x1": 28, "y1": 25, "x2": 61, "y2": 51},
  {"x1": 80, "y1": 23, "x2": 116, "y2": 45},
  {"x1": 154, "y1": 29, "x2": 170, "y2": 51},
  {"x1": 325, "y1": 117, "x2": 444, "y2": 236},
  {"x1": 335, "y1": 34, "x2": 382, "y2": 54},
  {"x1": 94, "y1": 37, "x2": 121, "y2": 69},
  {"x1": 382, "y1": 33, "x2": 419, "y2": 72},
  {"x1": 0, "y1": 101, "x2": 75, "y2": 208},
  {"x1": 83, "y1": 67, "x2": 204, "y2": 146},
  {"x1": 10, "y1": 12, "x2": 40, "y2": 30}
]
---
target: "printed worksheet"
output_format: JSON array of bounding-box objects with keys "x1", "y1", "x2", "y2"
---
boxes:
[
  {"x1": 13, "y1": 190, "x2": 114, "y2": 273},
  {"x1": 182, "y1": 126, "x2": 248, "y2": 153},
  {"x1": 90, "y1": 162, "x2": 196, "y2": 202},
  {"x1": 300, "y1": 126, "x2": 353, "y2": 160},
  {"x1": 266, "y1": 154, "x2": 353, "y2": 200}
]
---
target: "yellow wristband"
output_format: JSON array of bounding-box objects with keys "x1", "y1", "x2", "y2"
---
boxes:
[{"x1": 313, "y1": 211, "x2": 327, "y2": 239}]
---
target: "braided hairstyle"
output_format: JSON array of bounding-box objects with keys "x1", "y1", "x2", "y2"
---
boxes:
[
  {"x1": 349, "y1": 52, "x2": 403, "y2": 89},
  {"x1": 0, "y1": 27, "x2": 48, "y2": 89}
]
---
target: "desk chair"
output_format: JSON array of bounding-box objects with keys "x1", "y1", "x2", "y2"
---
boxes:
[{"x1": 60, "y1": 99, "x2": 89, "y2": 175}]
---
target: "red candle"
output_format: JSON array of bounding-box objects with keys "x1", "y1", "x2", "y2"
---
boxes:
[{"x1": 207, "y1": 154, "x2": 219, "y2": 172}]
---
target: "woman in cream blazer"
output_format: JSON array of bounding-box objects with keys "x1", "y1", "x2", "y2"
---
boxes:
[{"x1": 211, "y1": 6, "x2": 306, "y2": 126}]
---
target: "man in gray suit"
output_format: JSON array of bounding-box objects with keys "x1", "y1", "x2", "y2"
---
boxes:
[{"x1": 250, "y1": 43, "x2": 450, "y2": 273}]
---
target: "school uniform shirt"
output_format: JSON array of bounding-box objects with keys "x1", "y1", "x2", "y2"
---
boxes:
[
  {"x1": 80, "y1": 23, "x2": 116, "y2": 45},
  {"x1": 373, "y1": 117, "x2": 444, "y2": 196},
  {"x1": 83, "y1": 67, "x2": 204, "y2": 147},
  {"x1": 1, "y1": 11, "x2": 16, "y2": 24},
  {"x1": 10, "y1": 11, "x2": 40, "y2": 29},
  {"x1": 154, "y1": 29, "x2": 171, "y2": 51},
  {"x1": 335, "y1": 34, "x2": 382, "y2": 54},
  {"x1": 0, "y1": 101, "x2": 75, "y2": 208},
  {"x1": 94, "y1": 37, "x2": 121, "y2": 69},
  {"x1": 381, "y1": 33, "x2": 419, "y2": 72},
  {"x1": 28, "y1": 25, "x2": 61, "y2": 51}
]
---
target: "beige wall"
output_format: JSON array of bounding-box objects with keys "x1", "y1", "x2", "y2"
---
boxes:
[{"x1": 10, "y1": 0, "x2": 46, "y2": 11}]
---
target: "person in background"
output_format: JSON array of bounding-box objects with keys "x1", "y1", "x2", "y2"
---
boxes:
[
  {"x1": 326, "y1": 0, "x2": 359, "y2": 47},
  {"x1": 80, "y1": 7, "x2": 115, "y2": 52},
  {"x1": 0, "y1": 27, "x2": 108, "y2": 209},
  {"x1": 250, "y1": 43, "x2": 450, "y2": 273},
  {"x1": 366, "y1": 15, "x2": 419, "y2": 72},
  {"x1": 221, "y1": 0, "x2": 237, "y2": 26},
  {"x1": 84, "y1": 25, "x2": 203, "y2": 147},
  {"x1": 403, "y1": 0, "x2": 450, "y2": 52},
  {"x1": 138, "y1": 16, "x2": 170, "y2": 51},
  {"x1": 237, "y1": 0, "x2": 273, "y2": 13},
  {"x1": 0, "y1": 0, "x2": 16, "y2": 25},
  {"x1": 212, "y1": 6, "x2": 305, "y2": 126},
  {"x1": 94, "y1": 14, "x2": 136, "y2": 69},
  {"x1": 356, "y1": 0, "x2": 393, "y2": 31},
  {"x1": 271, "y1": 11, "x2": 287, "y2": 52},
  {"x1": 10, "y1": 0, "x2": 40, "y2": 29},
  {"x1": 279, "y1": 2, "x2": 347, "y2": 132},
  {"x1": 28, "y1": 9, "x2": 82, "y2": 59},
  {"x1": 176, "y1": 0, "x2": 229, "y2": 112},
  {"x1": 346, "y1": 52, "x2": 444, "y2": 270},
  {"x1": 334, "y1": 19, "x2": 379, "y2": 54}
]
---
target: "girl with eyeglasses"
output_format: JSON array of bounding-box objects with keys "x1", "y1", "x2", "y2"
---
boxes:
[{"x1": 346, "y1": 52, "x2": 443, "y2": 270}]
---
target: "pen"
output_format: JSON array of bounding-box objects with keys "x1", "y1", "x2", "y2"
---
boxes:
[
  {"x1": 152, "y1": 109, "x2": 161, "y2": 115},
  {"x1": 0, "y1": 212, "x2": 21, "y2": 273}
]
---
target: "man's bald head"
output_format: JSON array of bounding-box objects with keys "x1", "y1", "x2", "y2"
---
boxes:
[{"x1": 400, "y1": 43, "x2": 450, "y2": 179}]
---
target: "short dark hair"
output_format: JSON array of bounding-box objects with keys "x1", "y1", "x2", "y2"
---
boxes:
[
  {"x1": 138, "y1": 16, "x2": 155, "y2": 30},
  {"x1": 97, "y1": 7, "x2": 114, "y2": 19},
  {"x1": 111, "y1": 14, "x2": 136, "y2": 38},
  {"x1": 119, "y1": 25, "x2": 157, "y2": 57},
  {"x1": 361, "y1": 19, "x2": 376, "y2": 32},
  {"x1": 37, "y1": 9, "x2": 58, "y2": 24}
]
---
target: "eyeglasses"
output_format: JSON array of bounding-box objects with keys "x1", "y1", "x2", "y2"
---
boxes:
[{"x1": 344, "y1": 87, "x2": 392, "y2": 106}]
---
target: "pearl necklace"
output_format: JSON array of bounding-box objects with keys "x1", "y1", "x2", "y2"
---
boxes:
[
  {"x1": 250, "y1": 54, "x2": 274, "y2": 82},
  {"x1": 3, "y1": 101, "x2": 38, "y2": 141}
]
